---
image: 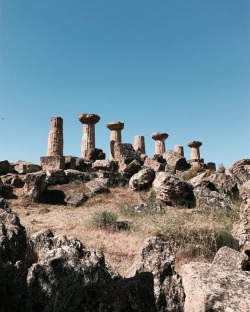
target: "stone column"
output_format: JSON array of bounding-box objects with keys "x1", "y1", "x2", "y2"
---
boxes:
[
  {"x1": 78, "y1": 113, "x2": 100, "y2": 158},
  {"x1": 134, "y1": 135, "x2": 145, "y2": 154},
  {"x1": 106, "y1": 122, "x2": 124, "y2": 159},
  {"x1": 152, "y1": 133, "x2": 169, "y2": 154},
  {"x1": 187, "y1": 141, "x2": 202, "y2": 160},
  {"x1": 174, "y1": 145, "x2": 184, "y2": 157},
  {"x1": 47, "y1": 117, "x2": 63, "y2": 157}
]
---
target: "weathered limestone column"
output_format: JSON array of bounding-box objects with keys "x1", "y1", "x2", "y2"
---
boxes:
[
  {"x1": 106, "y1": 122, "x2": 124, "y2": 159},
  {"x1": 174, "y1": 145, "x2": 184, "y2": 157},
  {"x1": 47, "y1": 117, "x2": 63, "y2": 157},
  {"x1": 187, "y1": 141, "x2": 202, "y2": 160},
  {"x1": 78, "y1": 113, "x2": 100, "y2": 158},
  {"x1": 134, "y1": 135, "x2": 145, "y2": 154},
  {"x1": 152, "y1": 132, "x2": 169, "y2": 154}
]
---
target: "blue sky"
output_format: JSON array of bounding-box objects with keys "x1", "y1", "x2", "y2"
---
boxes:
[{"x1": 0, "y1": 0, "x2": 249, "y2": 168}]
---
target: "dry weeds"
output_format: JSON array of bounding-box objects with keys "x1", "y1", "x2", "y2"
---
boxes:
[{"x1": 8, "y1": 186, "x2": 239, "y2": 276}]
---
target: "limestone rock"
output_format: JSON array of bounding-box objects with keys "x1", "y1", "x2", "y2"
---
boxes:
[
  {"x1": 85, "y1": 178, "x2": 110, "y2": 195},
  {"x1": 65, "y1": 191, "x2": 89, "y2": 207},
  {"x1": 162, "y1": 151, "x2": 189, "y2": 171},
  {"x1": 84, "y1": 148, "x2": 106, "y2": 161},
  {"x1": 128, "y1": 236, "x2": 184, "y2": 312},
  {"x1": 232, "y1": 180, "x2": 250, "y2": 253},
  {"x1": 0, "y1": 208, "x2": 28, "y2": 311},
  {"x1": 180, "y1": 247, "x2": 250, "y2": 312},
  {"x1": 122, "y1": 159, "x2": 142, "y2": 174},
  {"x1": 206, "y1": 172, "x2": 239, "y2": 198},
  {"x1": 92, "y1": 159, "x2": 118, "y2": 172},
  {"x1": 153, "y1": 172, "x2": 195, "y2": 207},
  {"x1": 114, "y1": 142, "x2": 138, "y2": 165},
  {"x1": 46, "y1": 169, "x2": 67, "y2": 185},
  {"x1": 129, "y1": 168, "x2": 155, "y2": 191},
  {"x1": 0, "y1": 160, "x2": 12, "y2": 175},
  {"x1": 64, "y1": 155, "x2": 76, "y2": 170},
  {"x1": 194, "y1": 186, "x2": 234, "y2": 210},
  {"x1": 0, "y1": 177, "x2": 3, "y2": 192},
  {"x1": 229, "y1": 159, "x2": 250, "y2": 185},
  {"x1": 27, "y1": 230, "x2": 116, "y2": 311},
  {"x1": 75, "y1": 157, "x2": 92, "y2": 172},
  {"x1": 14, "y1": 161, "x2": 41, "y2": 174},
  {"x1": 130, "y1": 202, "x2": 164, "y2": 215},
  {"x1": 64, "y1": 169, "x2": 91, "y2": 183},
  {"x1": 144, "y1": 157, "x2": 166, "y2": 172},
  {"x1": 23, "y1": 171, "x2": 47, "y2": 201}
]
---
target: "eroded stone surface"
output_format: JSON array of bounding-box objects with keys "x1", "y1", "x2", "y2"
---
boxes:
[
  {"x1": 153, "y1": 172, "x2": 195, "y2": 207},
  {"x1": 129, "y1": 168, "x2": 155, "y2": 191},
  {"x1": 180, "y1": 247, "x2": 250, "y2": 312},
  {"x1": 47, "y1": 117, "x2": 63, "y2": 157},
  {"x1": 128, "y1": 236, "x2": 184, "y2": 312}
]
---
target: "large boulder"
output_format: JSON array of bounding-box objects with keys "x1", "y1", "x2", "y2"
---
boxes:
[
  {"x1": 128, "y1": 236, "x2": 184, "y2": 312},
  {"x1": 193, "y1": 186, "x2": 234, "y2": 210},
  {"x1": 162, "y1": 151, "x2": 189, "y2": 171},
  {"x1": 23, "y1": 171, "x2": 47, "y2": 201},
  {"x1": 206, "y1": 172, "x2": 239, "y2": 198},
  {"x1": 64, "y1": 191, "x2": 89, "y2": 207},
  {"x1": 0, "y1": 160, "x2": 12, "y2": 175},
  {"x1": 180, "y1": 247, "x2": 250, "y2": 311},
  {"x1": 153, "y1": 172, "x2": 195, "y2": 207},
  {"x1": 129, "y1": 168, "x2": 155, "y2": 191},
  {"x1": 232, "y1": 180, "x2": 250, "y2": 254},
  {"x1": 85, "y1": 178, "x2": 110, "y2": 195},
  {"x1": 229, "y1": 159, "x2": 250, "y2": 184}
]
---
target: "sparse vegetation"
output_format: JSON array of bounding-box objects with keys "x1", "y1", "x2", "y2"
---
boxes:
[
  {"x1": 10, "y1": 186, "x2": 241, "y2": 276},
  {"x1": 217, "y1": 163, "x2": 226, "y2": 173},
  {"x1": 90, "y1": 210, "x2": 118, "y2": 230}
]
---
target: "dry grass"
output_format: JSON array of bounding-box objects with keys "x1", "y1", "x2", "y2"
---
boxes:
[{"x1": 8, "y1": 186, "x2": 240, "y2": 276}]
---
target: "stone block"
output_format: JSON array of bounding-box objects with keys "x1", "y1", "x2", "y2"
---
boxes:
[
  {"x1": 64, "y1": 156, "x2": 76, "y2": 170},
  {"x1": 40, "y1": 156, "x2": 65, "y2": 170}
]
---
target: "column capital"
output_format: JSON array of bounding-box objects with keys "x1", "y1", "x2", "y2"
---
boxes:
[{"x1": 78, "y1": 113, "x2": 100, "y2": 124}]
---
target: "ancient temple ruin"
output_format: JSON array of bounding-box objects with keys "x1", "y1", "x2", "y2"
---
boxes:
[{"x1": 40, "y1": 114, "x2": 208, "y2": 170}]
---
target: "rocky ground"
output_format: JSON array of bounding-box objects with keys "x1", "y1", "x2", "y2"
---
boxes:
[{"x1": 0, "y1": 153, "x2": 250, "y2": 311}]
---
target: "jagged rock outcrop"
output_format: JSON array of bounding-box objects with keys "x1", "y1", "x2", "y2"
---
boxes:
[
  {"x1": 232, "y1": 180, "x2": 250, "y2": 254},
  {"x1": 229, "y1": 159, "x2": 250, "y2": 184},
  {"x1": 0, "y1": 208, "x2": 157, "y2": 311},
  {"x1": 180, "y1": 246, "x2": 250, "y2": 311},
  {"x1": 128, "y1": 236, "x2": 184, "y2": 312},
  {"x1": 206, "y1": 172, "x2": 239, "y2": 198},
  {"x1": 0, "y1": 208, "x2": 28, "y2": 312},
  {"x1": 129, "y1": 168, "x2": 155, "y2": 191},
  {"x1": 153, "y1": 172, "x2": 195, "y2": 207}
]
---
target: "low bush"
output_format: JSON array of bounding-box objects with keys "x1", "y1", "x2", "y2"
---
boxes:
[{"x1": 90, "y1": 210, "x2": 118, "y2": 230}]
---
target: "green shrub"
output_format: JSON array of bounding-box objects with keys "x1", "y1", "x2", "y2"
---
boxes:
[{"x1": 90, "y1": 211, "x2": 118, "y2": 230}]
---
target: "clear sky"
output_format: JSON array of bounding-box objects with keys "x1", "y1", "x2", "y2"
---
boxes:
[{"x1": 0, "y1": 0, "x2": 249, "y2": 168}]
